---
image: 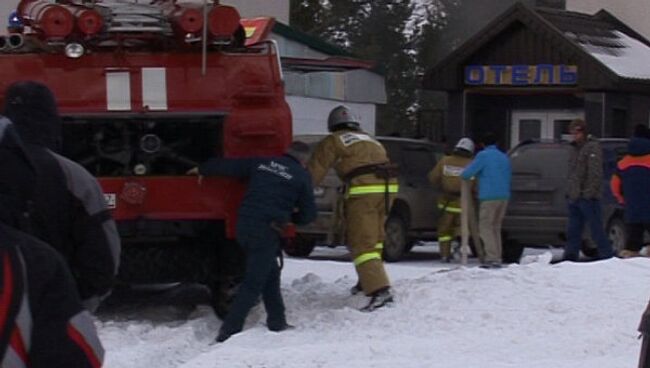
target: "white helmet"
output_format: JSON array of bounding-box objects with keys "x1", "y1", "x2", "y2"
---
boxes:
[
  {"x1": 454, "y1": 137, "x2": 475, "y2": 154},
  {"x1": 327, "y1": 105, "x2": 360, "y2": 132}
]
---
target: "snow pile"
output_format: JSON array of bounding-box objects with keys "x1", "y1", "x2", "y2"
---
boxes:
[{"x1": 99, "y1": 252, "x2": 650, "y2": 368}]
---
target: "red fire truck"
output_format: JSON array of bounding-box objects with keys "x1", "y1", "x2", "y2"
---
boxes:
[{"x1": 0, "y1": 0, "x2": 292, "y2": 316}]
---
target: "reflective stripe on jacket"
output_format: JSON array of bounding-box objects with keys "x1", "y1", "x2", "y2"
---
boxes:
[{"x1": 349, "y1": 183, "x2": 399, "y2": 196}]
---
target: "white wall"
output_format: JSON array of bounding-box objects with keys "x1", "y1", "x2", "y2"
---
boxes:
[
  {"x1": 0, "y1": 3, "x2": 14, "y2": 33},
  {"x1": 287, "y1": 96, "x2": 376, "y2": 136},
  {"x1": 223, "y1": 0, "x2": 289, "y2": 24},
  {"x1": 566, "y1": 0, "x2": 650, "y2": 40}
]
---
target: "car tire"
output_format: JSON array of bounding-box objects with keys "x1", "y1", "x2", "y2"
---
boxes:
[
  {"x1": 284, "y1": 234, "x2": 317, "y2": 258},
  {"x1": 607, "y1": 217, "x2": 627, "y2": 255},
  {"x1": 383, "y1": 215, "x2": 408, "y2": 262}
]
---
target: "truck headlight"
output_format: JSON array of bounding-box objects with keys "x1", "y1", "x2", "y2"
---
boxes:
[{"x1": 65, "y1": 43, "x2": 85, "y2": 58}]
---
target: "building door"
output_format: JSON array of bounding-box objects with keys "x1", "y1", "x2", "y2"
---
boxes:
[{"x1": 510, "y1": 110, "x2": 584, "y2": 148}]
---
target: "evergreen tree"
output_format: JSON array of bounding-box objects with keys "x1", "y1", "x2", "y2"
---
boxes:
[{"x1": 290, "y1": 0, "x2": 456, "y2": 137}]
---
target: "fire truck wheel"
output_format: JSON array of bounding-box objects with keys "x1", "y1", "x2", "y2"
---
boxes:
[{"x1": 209, "y1": 276, "x2": 242, "y2": 320}]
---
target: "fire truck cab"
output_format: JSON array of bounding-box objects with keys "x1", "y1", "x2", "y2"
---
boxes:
[{"x1": 0, "y1": 0, "x2": 292, "y2": 316}]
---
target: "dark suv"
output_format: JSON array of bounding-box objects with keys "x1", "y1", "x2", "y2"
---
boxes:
[
  {"x1": 291, "y1": 135, "x2": 444, "y2": 261},
  {"x1": 502, "y1": 138, "x2": 629, "y2": 262}
]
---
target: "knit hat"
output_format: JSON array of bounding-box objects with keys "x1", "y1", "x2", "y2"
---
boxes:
[
  {"x1": 569, "y1": 119, "x2": 587, "y2": 133},
  {"x1": 286, "y1": 141, "x2": 311, "y2": 164},
  {"x1": 3, "y1": 81, "x2": 62, "y2": 151}
]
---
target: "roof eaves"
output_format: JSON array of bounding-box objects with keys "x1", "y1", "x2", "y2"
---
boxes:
[
  {"x1": 532, "y1": 8, "x2": 629, "y2": 84},
  {"x1": 281, "y1": 57, "x2": 382, "y2": 74},
  {"x1": 424, "y1": 3, "x2": 631, "y2": 89},
  {"x1": 594, "y1": 9, "x2": 650, "y2": 48},
  {"x1": 423, "y1": 2, "x2": 529, "y2": 89},
  {"x1": 272, "y1": 22, "x2": 352, "y2": 57}
]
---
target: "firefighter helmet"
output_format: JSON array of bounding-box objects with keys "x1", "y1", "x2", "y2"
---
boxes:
[
  {"x1": 327, "y1": 105, "x2": 360, "y2": 132},
  {"x1": 454, "y1": 137, "x2": 475, "y2": 154}
]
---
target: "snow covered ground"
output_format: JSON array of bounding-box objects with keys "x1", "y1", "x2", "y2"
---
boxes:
[{"x1": 97, "y1": 244, "x2": 650, "y2": 368}]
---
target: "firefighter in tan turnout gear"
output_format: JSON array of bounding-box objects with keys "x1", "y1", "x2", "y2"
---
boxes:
[
  {"x1": 428, "y1": 138, "x2": 482, "y2": 262},
  {"x1": 308, "y1": 105, "x2": 398, "y2": 311}
]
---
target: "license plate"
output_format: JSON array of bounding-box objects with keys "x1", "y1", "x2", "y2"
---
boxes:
[{"x1": 104, "y1": 193, "x2": 116, "y2": 209}]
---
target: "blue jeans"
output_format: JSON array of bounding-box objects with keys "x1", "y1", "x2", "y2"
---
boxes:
[
  {"x1": 565, "y1": 198, "x2": 614, "y2": 261},
  {"x1": 219, "y1": 221, "x2": 286, "y2": 335}
]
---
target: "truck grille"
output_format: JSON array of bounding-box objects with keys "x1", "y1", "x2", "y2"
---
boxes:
[{"x1": 61, "y1": 114, "x2": 223, "y2": 176}]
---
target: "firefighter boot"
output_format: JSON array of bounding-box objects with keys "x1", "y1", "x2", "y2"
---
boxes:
[
  {"x1": 439, "y1": 241, "x2": 452, "y2": 262},
  {"x1": 361, "y1": 287, "x2": 394, "y2": 312},
  {"x1": 215, "y1": 326, "x2": 241, "y2": 343},
  {"x1": 350, "y1": 281, "x2": 362, "y2": 295},
  {"x1": 268, "y1": 322, "x2": 295, "y2": 332}
]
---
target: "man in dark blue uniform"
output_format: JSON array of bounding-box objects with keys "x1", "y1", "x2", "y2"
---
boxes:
[{"x1": 188, "y1": 141, "x2": 317, "y2": 342}]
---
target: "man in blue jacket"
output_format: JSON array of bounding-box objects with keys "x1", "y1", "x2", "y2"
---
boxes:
[
  {"x1": 188, "y1": 142, "x2": 317, "y2": 342},
  {"x1": 461, "y1": 133, "x2": 512, "y2": 268}
]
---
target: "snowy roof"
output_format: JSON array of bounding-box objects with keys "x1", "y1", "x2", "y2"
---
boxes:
[
  {"x1": 568, "y1": 30, "x2": 650, "y2": 80},
  {"x1": 424, "y1": 4, "x2": 650, "y2": 91},
  {"x1": 538, "y1": 8, "x2": 650, "y2": 81}
]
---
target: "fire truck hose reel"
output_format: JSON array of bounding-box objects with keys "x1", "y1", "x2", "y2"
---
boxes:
[
  {"x1": 172, "y1": 7, "x2": 204, "y2": 34},
  {"x1": 73, "y1": 8, "x2": 104, "y2": 36},
  {"x1": 22, "y1": 1, "x2": 75, "y2": 38},
  {"x1": 208, "y1": 5, "x2": 241, "y2": 38}
]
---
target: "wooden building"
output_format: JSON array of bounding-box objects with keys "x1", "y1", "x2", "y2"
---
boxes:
[{"x1": 424, "y1": 3, "x2": 650, "y2": 148}]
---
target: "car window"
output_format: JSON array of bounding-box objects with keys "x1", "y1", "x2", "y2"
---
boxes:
[
  {"x1": 401, "y1": 145, "x2": 439, "y2": 177},
  {"x1": 381, "y1": 141, "x2": 402, "y2": 165},
  {"x1": 510, "y1": 143, "x2": 571, "y2": 178}
]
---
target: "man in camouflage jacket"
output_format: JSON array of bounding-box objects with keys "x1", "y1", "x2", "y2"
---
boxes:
[{"x1": 564, "y1": 119, "x2": 613, "y2": 261}]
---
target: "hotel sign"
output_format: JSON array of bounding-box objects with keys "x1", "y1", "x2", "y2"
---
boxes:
[{"x1": 464, "y1": 64, "x2": 578, "y2": 86}]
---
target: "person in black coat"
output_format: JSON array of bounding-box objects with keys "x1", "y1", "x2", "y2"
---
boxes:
[
  {"x1": 188, "y1": 141, "x2": 317, "y2": 342},
  {"x1": 0, "y1": 118, "x2": 104, "y2": 367},
  {"x1": 3, "y1": 81, "x2": 121, "y2": 312}
]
